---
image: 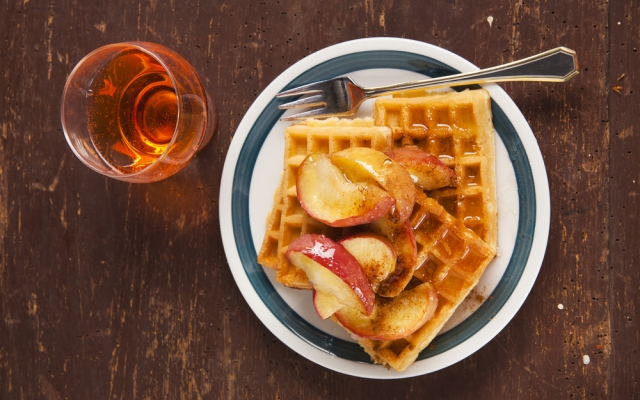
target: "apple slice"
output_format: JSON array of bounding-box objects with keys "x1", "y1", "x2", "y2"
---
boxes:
[
  {"x1": 285, "y1": 234, "x2": 375, "y2": 315},
  {"x1": 386, "y1": 146, "x2": 456, "y2": 190},
  {"x1": 296, "y1": 152, "x2": 395, "y2": 227},
  {"x1": 313, "y1": 290, "x2": 345, "y2": 319},
  {"x1": 368, "y1": 217, "x2": 418, "y2": 298},
  {"x1": 339, "y1": 233, "x2": 396, "y2": 293},
  {"x1": 334, "y1": 281, "x2": 438, "y2": 341},
  {"x1": 329, "y1": 147, "x2": 416, "y2": 224}
]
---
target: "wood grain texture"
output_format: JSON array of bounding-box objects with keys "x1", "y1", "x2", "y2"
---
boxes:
[
  {"x1": 609, "y1": 2, "x2": 640, "y2": 400},
  {"x1": 0, "y1": 0, "x2": 637, "y2": 398}
]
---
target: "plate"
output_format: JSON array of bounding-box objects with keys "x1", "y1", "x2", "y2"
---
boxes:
[{"x1": 219, "y1": 38, "x2": 550, "y2": 379}]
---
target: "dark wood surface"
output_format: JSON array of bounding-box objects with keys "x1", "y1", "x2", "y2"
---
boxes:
[{"x1": 1, "y1": 0, "x2": 638, "y2": 398}]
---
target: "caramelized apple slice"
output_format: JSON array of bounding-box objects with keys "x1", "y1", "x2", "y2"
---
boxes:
[
  {"x1": 313, "y1": 290, "x2": 345, "y2": 320},
  {"x1": 386, "y1": 146, "x2": 456, "y2": 190},
  {"x1": 339, "y1": 233, "x2": 396, "y2": 293},
  {"x1": 296, "y1": 152, "x2": 395, "y2": 227},
  {"x1": 330, "y1": 147, "x2": 416, "y2": 224},
  {"x1": 334, "y1": 281, "x2": 438, "y2": 341},
  {"x1": 285, "y1": 234, "x2": 375, "y2": 315}
]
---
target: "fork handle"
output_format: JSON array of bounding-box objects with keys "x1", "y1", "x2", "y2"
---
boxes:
[{"x1": 363, "y1": 47, "x2": 579, "y2": 98}]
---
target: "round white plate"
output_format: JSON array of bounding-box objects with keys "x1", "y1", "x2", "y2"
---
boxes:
[{"x1": 219, "y1": 37, "x2": 550, "y2": 379}]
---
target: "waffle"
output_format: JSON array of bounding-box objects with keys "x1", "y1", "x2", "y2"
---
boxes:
[
  {"x1": 257, "y1": 173, "x2": 285, "y2": 270},
  {"x1": 373, "y1": 90, "x2": 498, "y2": 252},
  {"x1": 354, "y1": 190, "x2": 496, "y2": 371},
  {"x1": 256, "y1": 90, "x2": 499, "y2": 371},
  {"x1": 256, "y1": 118, "x2": 394, "y2": 289}
]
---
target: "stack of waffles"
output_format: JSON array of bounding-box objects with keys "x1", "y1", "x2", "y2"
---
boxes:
[{"x1": 257, "y1": 89, "x2": 498, "y2": 371}]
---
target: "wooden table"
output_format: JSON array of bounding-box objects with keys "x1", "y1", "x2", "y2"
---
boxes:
[{"x1": 1, "y1": 1, "x2": 637, "y2": 398}]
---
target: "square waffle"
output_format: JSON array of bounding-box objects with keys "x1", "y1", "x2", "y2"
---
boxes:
[
  {"x1": 354, "y1": 190, "x2": 495, "y2": 371},
  {"x1": 257, "y1": 118, "x2": 394, "y2": 289},
  {"x1": 373, "y1": 89, "x2": 498, "y2": 252}
]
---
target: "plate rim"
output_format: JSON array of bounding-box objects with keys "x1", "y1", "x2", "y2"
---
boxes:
[{"x1": 219, "y1": 37, "x2": 551, "y2": 379}]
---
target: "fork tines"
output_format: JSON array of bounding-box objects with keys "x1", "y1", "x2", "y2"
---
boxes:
[
  {"x1": 276, "y1": 77, "x2": 358, "y2": 120},
  {"x1": 276, "y1": 80, "x2": 331, "y2": 120},
  {"x1": 277, "y1": 94, "x2": 325, "y2": 110},
  {"x1": 276, "y1": 79, "x2": 330, "y2": 97}
]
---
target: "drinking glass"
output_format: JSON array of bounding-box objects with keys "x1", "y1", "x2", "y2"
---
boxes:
[{"x1": 61, "y1": 42, "x2": 216, "y2": 183}]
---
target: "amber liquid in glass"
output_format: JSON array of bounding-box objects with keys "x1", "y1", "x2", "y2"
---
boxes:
[{"x1": 87, "y1": 48, "x2": 178, "y2": 173}]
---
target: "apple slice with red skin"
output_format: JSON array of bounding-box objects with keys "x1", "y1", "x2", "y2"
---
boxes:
[
  {"x1": 386, "y1": 146, "x2": 456, "y2": 191},
  {"x1": 367, "y1": 216, "x2": 418, "y2": 298},
  {"x1": 338, "y1": 233, "x2": 396, "y2": 293},
  {"x1": 296, "y1": 152, "x2": 395, "y2": 227},
  {"x1": 333, "y1": 281, "x2": 438, "y2": 341},
  {"x1": 285, "y1": 234, "x2": 375, "y2": 316},
  {"x1": 329, "y1": 147, "x2": 416, "y2": 224},
  {"x1": 313, "y1": 290, "x2": 345, "y2": 319}
]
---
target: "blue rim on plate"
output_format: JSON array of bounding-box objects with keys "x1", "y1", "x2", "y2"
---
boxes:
[{"x1": 231, "y1": 50, "x2": 535, "y2": 363}]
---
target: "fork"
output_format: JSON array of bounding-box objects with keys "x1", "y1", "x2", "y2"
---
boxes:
[{"x1": 277, "y1": 47, "x2": 578, "y2": 120}]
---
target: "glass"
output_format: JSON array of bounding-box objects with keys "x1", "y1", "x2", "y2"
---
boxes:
[{"x1": 61, "y1": 42, "x2": 216, "y2": 183}]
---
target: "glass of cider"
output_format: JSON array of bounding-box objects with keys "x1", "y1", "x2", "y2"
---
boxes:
[{"x1": 61, "y1": 42, "x2": 216, "y2": 183}]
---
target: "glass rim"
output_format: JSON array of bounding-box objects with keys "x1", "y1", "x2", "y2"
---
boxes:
[{"x1": 60, "y1": 41, "x2": 207, "y2": 179}]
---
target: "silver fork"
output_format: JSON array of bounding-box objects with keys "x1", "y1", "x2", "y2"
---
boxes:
[{"x1": 277, "y1": 47, "x2": 578, "y2": 121}]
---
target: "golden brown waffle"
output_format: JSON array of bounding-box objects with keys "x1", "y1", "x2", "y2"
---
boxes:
[
  {"x1": 373, "y1": 90, "x2": 498, "y2": 252},
  {"x1": 256, "y1": 118, "x2": 394, "y2": 289},
  {"x1": 257, "y1": 173, "x2": 285, "y2": 270},
  {"x1": 354, "y1": 190, "x2": 495, "y2": 371},
  {"x1": 257, "y1": 91, "x2": 499, "y2": 371}
]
